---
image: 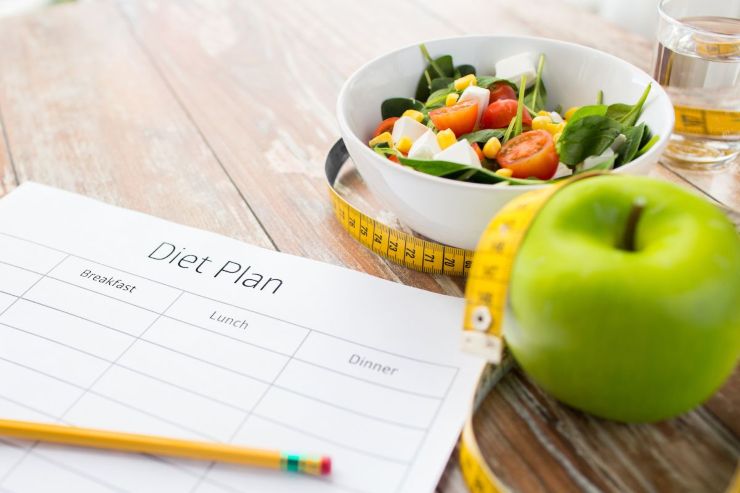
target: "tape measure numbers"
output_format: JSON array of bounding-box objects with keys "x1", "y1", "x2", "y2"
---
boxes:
[
  {"x1": 673, "y1": 105, "x2": 740, "y2": 138},
  {"x1": 326, "y1": 140, "x2": 474, "y2": 277}
]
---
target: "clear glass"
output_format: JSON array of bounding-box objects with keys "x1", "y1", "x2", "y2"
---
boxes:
[{"x1": 653, "y1": 0, "x2": 740, "y2": 170}]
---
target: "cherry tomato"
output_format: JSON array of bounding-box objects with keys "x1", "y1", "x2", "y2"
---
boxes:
[
  {"x1": 480, "y1": 100, "x2": 533, "y2": 129},
  {"x1": 372, "y1": 117, "x2": 398, "y2": 138},
  {"x1": 497, "y1": 130, "x2": 559, "y2": 180},
  {"x1": 489, "y1": 82, "x2": 517, "y2": 102},
  {"x1": 429, "y1": 99, "x2": 478, "y2": 136},
  {"x1": 471, "y1": 142, "x2": 484, "y2": 163}
]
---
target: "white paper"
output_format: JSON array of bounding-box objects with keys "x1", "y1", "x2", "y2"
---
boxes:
[{"x1": 0, "y1": 182, "x2": 484, "y2": 493}]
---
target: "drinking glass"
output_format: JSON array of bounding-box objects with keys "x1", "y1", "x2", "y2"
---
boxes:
[{"x1": 653, "y1": 0, "x2": 740, "y2": 169}]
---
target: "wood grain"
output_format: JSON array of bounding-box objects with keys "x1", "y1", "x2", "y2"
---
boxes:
[
  {"x1": 0, "y1": 1, "x2": 273, "y2": 248},
  {"x1": 0, "y1": 1, "x2": 737, "y2": 492}
]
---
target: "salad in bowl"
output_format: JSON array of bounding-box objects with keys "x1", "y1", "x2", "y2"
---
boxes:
[
  {"x1": 368, "y1": 45, "x2": 658, "y2": 185},
  {"x1": 337, "y1": 36, "x2": 673, "y2": 249}
]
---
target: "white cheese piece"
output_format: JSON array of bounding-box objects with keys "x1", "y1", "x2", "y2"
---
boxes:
[
  {"x1": 433, "y1": 140, "x2": 480, "y2": 167},
  {"x1": 610, "y1": 133, "x2": 628, "y2": 152},
  {"x1": 408, "y1": 130, "x2": 441, "y2": 159},
  {"x1": 583, "y1": 147, "x2": 615, "y2": 170},
  {"x1": 459, "y1": 85, "x2": 490, "y2": 127},
  {"x1": 495, "y1": 53, "x2": 536, "y2": 88},
  {"x1": 391, "y1": 116, "x2": 429, "y2": 144},
  {"x1": 553, "y1": 162, "x2": 572, "y2": 179},
  {"x1": 549, "y1": 112, "x2": 564, "y2": 123}
]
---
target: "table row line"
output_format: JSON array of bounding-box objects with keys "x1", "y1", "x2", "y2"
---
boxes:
[
  {"x1": 0, "y1": 281, "x2": 455, "y2": 398},
  {"x1": 0, "y1": 372, "x2": 415, "y2": 493}
]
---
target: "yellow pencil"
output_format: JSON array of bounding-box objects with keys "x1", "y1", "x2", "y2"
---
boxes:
[{"x1": 0, "y1": 419, "x2": 331, "y2": 476}]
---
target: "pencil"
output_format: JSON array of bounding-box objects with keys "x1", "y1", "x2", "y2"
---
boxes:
[{"x1": 0, "y1": 419, "x2": 331, "y2": 476}]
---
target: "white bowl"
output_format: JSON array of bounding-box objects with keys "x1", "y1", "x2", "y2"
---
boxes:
[{"x1": 337, "y1": 36, "x2": 674, "y2": 250}]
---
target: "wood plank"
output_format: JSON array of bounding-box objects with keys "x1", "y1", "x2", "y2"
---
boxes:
[
  {"x1": 116, "y1": 0, "x2": 465, "y2": 292},
  {"x1": 0, "y1": 1, "x2": 273, "y2": 248}
]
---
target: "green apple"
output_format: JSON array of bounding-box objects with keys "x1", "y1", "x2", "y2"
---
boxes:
[{"x1": 506, "y1": 175, "x2": 740, "y2": 422}]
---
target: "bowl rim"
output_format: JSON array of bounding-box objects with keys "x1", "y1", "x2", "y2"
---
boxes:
[{"x1": 336, "y1": 34, "x2": 675, "y2": 192}]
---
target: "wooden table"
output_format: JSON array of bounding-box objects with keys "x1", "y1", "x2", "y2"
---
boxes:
[{"x1": 0, "y1": 1, "x2": 737, "y2": 491}]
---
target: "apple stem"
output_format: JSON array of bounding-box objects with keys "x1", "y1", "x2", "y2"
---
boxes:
[{"x1": 620, "y1": 197, "x2": 647, "y2": 252}]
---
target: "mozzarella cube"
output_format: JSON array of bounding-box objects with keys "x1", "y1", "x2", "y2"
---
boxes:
[
  {"x1": 583, "y1": 147, "x2": 615, "y2": 170},
  {"x1": 495, "y1": 53, "x2": 536, "y2": 88},
  {"x1": 459, "y1": 85, "x2": 490, "y2": 127},
  {"x1": 408, "y1": 130, "x2": 442, "y2": 159},
  {"x1": 391, "y1": 116, "x2": 429, "y2": 145},
  {"x1": 610, "y1": 133, "x2": 628, "y2": 152},
  {"x1": 433, "y1": 140, "x2": 481, "y2": 167}
]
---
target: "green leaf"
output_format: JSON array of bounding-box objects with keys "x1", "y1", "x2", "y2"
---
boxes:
[
  {"x1": 567, "y1": 104, "x2": 607, "y2": 124},
  {"x1": 425, "y1": 84, "x2": 455, "y2": 109},
  {"x1": 397, "y1": 156, "x2": 546, "y2": 185},
  {"x1": 504, "y1": 75, "x2": 528, "y2": 142},
  {"x1": 596, "y1": 90, "x2": 604, "y2": 105},
  {"x1": 636, "y1": 134, "x2": 659, "y2": 157},
  {"x1": 456, "y1": 64, "x2": 476, "y2": 77},
  {"x1": 523, "y1": 54, "x2": 547, "y2": 112},
  {"x1": 458, "y1": 129, "x2": 505, "y2": 144},
  {"x1": 381, "y1": 98, "x2": 424, "y2": 119},
  {"x1": 557, "y1": 115, "x2": 622, "y2": 166},
  {"x1": 605, "y1": 84, "x2": 651, "y2": 127},
  {"x1": 415, "y1": 45, "x2": 455, "y2": 101},
  {"x1": 616, "y1": 123, "x2": 645, "y2": 166}
]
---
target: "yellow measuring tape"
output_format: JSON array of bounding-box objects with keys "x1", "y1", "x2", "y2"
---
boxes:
[
  {"x1": 326, "y1": 140, "x2": 597, "y2": 492},
  {"x1": 673, "y1": 105, "x2": 740, "y2": 137}
]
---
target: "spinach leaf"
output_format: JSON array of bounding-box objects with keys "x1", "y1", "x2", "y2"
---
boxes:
[
  {"x1": 414, "y1": 45, "x2": 455, "y2": 101},
  {"x1": 567, "y1": 104, "x2": 607, "y2": 124},
  {"x1": 397, "y1": 156, "x2": 546, "y2": 185},
  {"x1": 381, "y1": 98, "x2": 424, "y2": 119},
  {"x1": 426, "y1": 86, "x2": 455, "y2": 109},
  {"x1": 430, "y1": 77, "x2": 453, "y2": 92},
  {"x1": 636, "y1": 134, "x2": 659, "y2": 157},
  {"x1": 605, "y1": 84, "x2": 651, "y2": 127},
  {"x1": 456, "y1": 64, "x2": 476, "y2": 77},
  {"x1": 458, "y1": 129, "x2": 505, "y2": 144},
  {"x1": 616, "y1": 123, "x2": 645, "y2": 166},
  {"x1": 557, "y1": 115, "x2": 622, "y2": 166},
  {"x1": 523, "y1": 54, "x2": 546, "y2": 112}
]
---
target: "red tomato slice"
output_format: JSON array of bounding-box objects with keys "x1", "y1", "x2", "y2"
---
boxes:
[
  {"x1": 388, "y1": 154, "x2": 400, "y2": 163},
  {"x1": 471, "y1": 142, "x2": 484, "y2": 162},
  {"x1": 480, "y1": 100, "x2": 533, "y2": 129},
  {"x1": 497, "y1": 130, "x2": 559, "y2": 180},
  {"x1": 489, "y1": 82, "x2": 517, "y2": 102},
  {"x1": 372, "y1": 117, "x2": 399, "y2": 138},
  {"x1": 429, "y1": 99, "x2": 478, "y2": 136}
]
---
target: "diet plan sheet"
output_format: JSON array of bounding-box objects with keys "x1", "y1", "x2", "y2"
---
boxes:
[{"x1": 0, "y1": 182, "x2": 484, "y2": 493}]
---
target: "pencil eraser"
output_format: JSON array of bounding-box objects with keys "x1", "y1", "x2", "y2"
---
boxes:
[{"x1": 320, "y1": 456, "x2": 332, "y2": 475}]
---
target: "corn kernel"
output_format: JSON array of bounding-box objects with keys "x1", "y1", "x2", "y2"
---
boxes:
[
  {"x1": 546, "y1": 121, "x2": 565, "y2": 135},
  {"x1": 436, "y1": 129, "x2": 456, "y2": 149},
  {"x1": 445, "y1": 93, "x2": 460, "y2": 106},
  {"x1": 482, "y1": 137, "x2": 501, "y2": 159},
  {"x1": 536, "y1": 110, "x2": 550, "y2": 117},
  {"x1": 396, "y1": 136, "x2": 413, "y2": 153},
  {"x1": 552, "y1": 131, "x2": 562, "y2": 143},
  {"x1": 368, "y1": 131, "x2": 393, "y2": 147},
  {"x1": 564, "y1": 106, "x2": 580, "y2": 120},
  {"x1": 402, "y1": 109, "x2": 424, "y2": 122},
  {"x1": 532, "y1": 115, "x2": 551, "y2": 131},
  {"x1": 453, "y1": 74, "x2": 477, "y2": 91},
  {"x1": 495, "y1": 168, "x2": 513, "y2": 177}
]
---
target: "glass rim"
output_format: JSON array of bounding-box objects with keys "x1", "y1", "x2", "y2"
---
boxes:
[{"x1": 658, "y1": 0, "x2": 740, "y2": 41}]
